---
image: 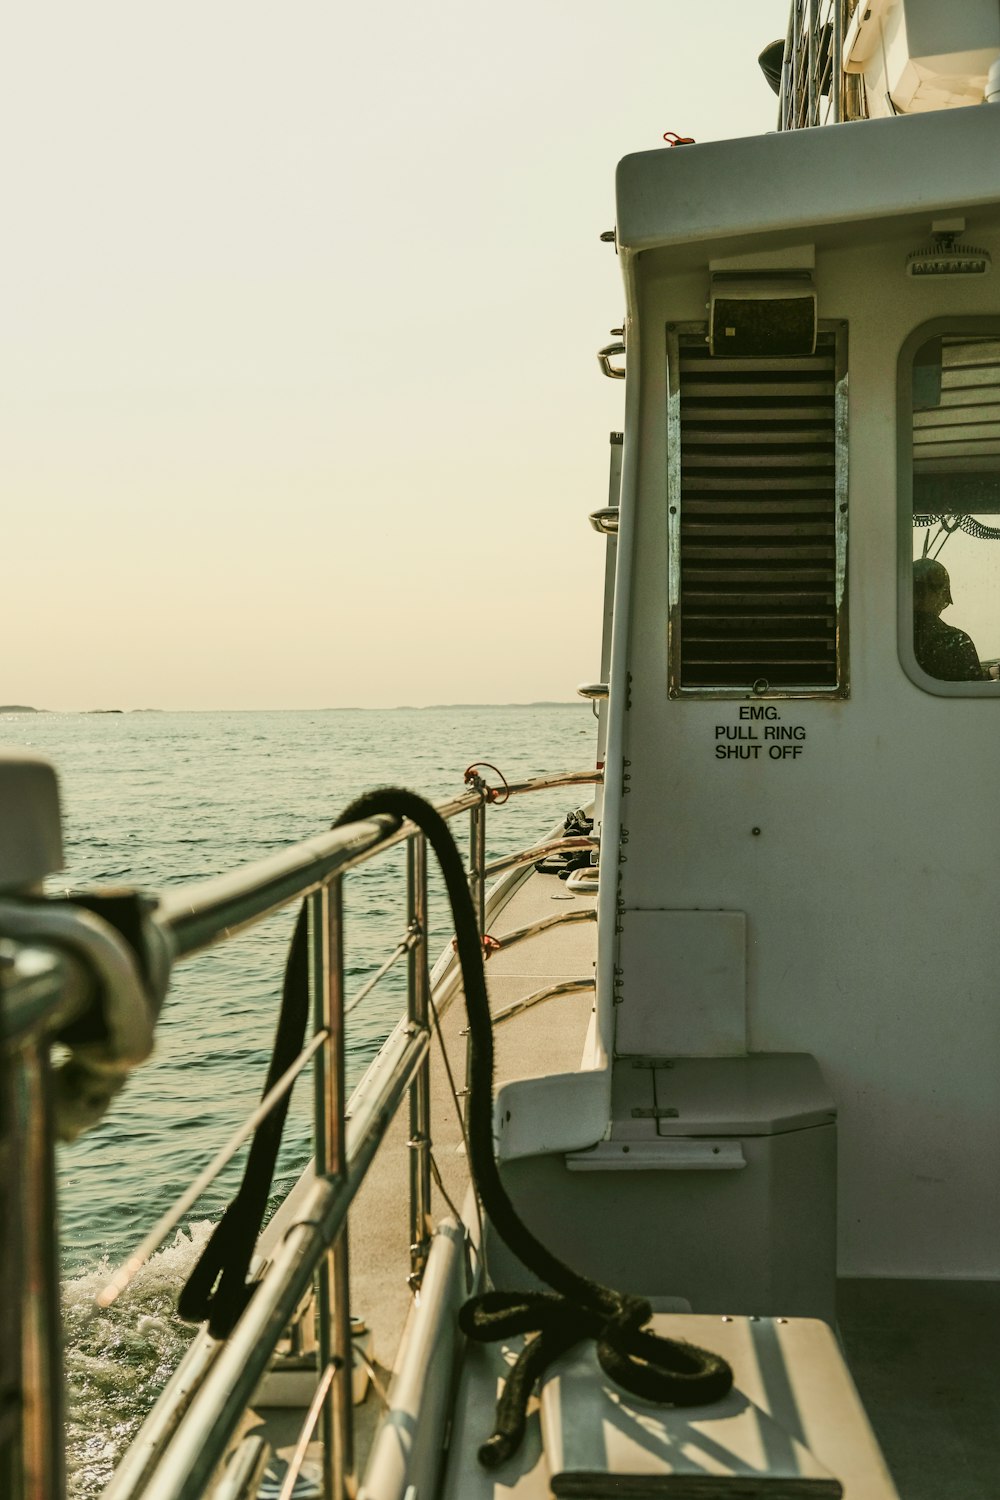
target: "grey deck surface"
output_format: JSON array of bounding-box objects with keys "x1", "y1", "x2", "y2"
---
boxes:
[{"x1": 837, "y1": 1278, "x2": 1000, "y2": 1500}]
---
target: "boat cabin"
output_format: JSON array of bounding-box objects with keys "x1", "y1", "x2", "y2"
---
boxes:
[{"x1": 490, "y1": 20, "x2": 1000, "y2": 1499}]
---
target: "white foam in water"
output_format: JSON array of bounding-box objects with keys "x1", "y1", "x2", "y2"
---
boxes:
[{"x1": 63, "y1": 1222, "x2": 215, "y2": 1497}]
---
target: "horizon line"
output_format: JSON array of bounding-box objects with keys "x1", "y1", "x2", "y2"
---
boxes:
[{"x1": 1, "y1": 700, "x2": 587, "y2": 715}]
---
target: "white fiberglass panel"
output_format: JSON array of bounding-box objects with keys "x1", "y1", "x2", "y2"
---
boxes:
[{"x1": 613, "y1": 223, "x2": 1000, "y2": 1279}]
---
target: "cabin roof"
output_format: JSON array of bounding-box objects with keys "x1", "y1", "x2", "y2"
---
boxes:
[{"x1": 616, "y1": 105, "x2": 1000, "y2": 261}]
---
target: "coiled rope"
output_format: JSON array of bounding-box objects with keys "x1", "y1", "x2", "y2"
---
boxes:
[{"x1": 180, "y1": 788, "x2": 732, "y2": 1463}]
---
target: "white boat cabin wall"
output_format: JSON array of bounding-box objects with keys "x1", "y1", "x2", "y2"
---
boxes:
[{"x1": 576, "y1": 101, "x2": 1000, "y2": 1316}]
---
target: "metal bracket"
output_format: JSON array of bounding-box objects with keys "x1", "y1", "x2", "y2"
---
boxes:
[
  {"x1": 598, "y1": 341, "x2": 626, "y2": 379},
  {"x1": 566, "y1": 1139, "x2": 746, "y2": 1172}
]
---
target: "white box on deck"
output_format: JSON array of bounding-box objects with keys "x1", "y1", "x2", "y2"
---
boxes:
[{"x1": 553, "y1": 1054, "x2": 838, "y2": 1323}]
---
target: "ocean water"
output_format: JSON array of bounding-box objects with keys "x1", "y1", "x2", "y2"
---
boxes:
[{"x1": 2, "y1": 705, "x2": 595, "y2": 1493}]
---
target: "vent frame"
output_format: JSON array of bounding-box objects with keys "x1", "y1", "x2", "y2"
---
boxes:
[{"x1": 667, "y1": 319, "x2": 849, "y2": 700}]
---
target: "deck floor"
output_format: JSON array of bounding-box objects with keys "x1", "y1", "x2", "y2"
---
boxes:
[
  {"x1": 348, "y1": 865, "x2": 597, "y2": 1383},
  {"x1": 837, "y1": 1278, "x2": 1000, "y2": 1500}
]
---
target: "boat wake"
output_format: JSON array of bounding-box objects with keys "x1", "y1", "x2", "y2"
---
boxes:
[{"x1": 63, "y1": 1222, "x2": 215, "y2": 1498}]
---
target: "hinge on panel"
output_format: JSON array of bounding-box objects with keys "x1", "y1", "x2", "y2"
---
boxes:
[{"x1": 631, "y1": 1107, "x2": 680, "y2": 1119}]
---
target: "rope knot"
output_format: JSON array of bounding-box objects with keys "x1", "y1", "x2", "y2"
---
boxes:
[{"x1": 460, "y1": 1284, "x2": 732, "y2": 1469}]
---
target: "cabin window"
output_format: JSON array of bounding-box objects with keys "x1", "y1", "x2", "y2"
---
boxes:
[
  {"x1": 667, "y1": 323, "x2": 848, "y2": 698},
  {"x1": 901, "y1": 321, "x2": 1000, "y2": 694}
]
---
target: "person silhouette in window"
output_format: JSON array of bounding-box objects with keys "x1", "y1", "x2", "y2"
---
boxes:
[{"x1": 912, "y1": 558, "x2": 988, "y2": 681}]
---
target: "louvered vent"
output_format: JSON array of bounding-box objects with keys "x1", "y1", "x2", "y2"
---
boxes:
[{"x1": 674, "y1": 331, "x2": 843, "y2": 692}]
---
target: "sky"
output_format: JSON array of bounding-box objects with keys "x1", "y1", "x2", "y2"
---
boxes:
[{"x1": 4, "y1": 1, "x2": 792, "y2": 710}]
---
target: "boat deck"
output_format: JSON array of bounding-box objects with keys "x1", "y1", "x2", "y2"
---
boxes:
[
  {"x1": 256, "y1": 869, "x2": 1000, "y2": 1500},
  {"x1": 350, "y1": 864, "x2": 598, "y2": 1384},
  {"x1": 838, "y1": 1278, "x2": 1000, "y2": 1500}
]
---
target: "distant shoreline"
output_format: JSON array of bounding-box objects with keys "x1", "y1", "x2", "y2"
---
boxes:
[{"x1": 1, "y1": 702, "x2": 585, "y2": 715}]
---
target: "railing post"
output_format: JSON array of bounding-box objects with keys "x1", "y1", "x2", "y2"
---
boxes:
[
  {"x1": 311, "y1": 879, "x2": 354, "y2": 1499},
  {"x1": 469, "y1": 797, "x2": 486, "y2": 938},
  {"x1": 466, "y1": 796, "x2": 487, "y2": 1115},
  {"x1": 406, "y1": 833, "x2": 432, "y2": 1283},
  {"x1": 10, "y1": 1024, "x2": 66, "y2": 1500},
  {"x1": 0, "y1": 754, "x2": 66, "y2": 1500}
]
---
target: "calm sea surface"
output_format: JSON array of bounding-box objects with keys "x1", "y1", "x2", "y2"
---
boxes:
[{"x1": 2, "y1": 705, "x2": 594, "y2": 1493}]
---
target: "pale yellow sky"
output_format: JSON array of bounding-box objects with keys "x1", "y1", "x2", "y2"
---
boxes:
[{"x1": 5, "y1": 1, "x2": 790, "y2": 709}]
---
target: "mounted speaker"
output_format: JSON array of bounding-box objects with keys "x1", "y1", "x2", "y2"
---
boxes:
[{"x1": 708, "y1": 272, "x2": 817, "y2": 358}]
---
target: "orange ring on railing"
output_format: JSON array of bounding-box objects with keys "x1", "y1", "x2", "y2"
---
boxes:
[
  {"x1": 463, "y1": 762, "x2": 511, "y2": 805},
  {"x1": 451, "y1": 933, "x2": 502, "y2": 956}
]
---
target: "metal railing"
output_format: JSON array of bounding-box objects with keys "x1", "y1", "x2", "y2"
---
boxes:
[
  {"x1": 777, "y1": 0, "x2": 866, "y2": 129},
  {"x1": 2, "y1": 945, "x2": 77, "y2": 1500},
  {"x1": 0, "y1": 763, "x2": 602, "y2": 1500}
]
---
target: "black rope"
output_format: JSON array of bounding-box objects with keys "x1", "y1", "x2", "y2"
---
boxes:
[
  {"x1": 177, "y1": 900, "x2": 314, "y2": 1334},
  {"x1": 178, "y1": 787, "x2": 732, "y2": 1458},
  {"x1": 178, "y1": 801, "x2": 404, "y2": 1336}
]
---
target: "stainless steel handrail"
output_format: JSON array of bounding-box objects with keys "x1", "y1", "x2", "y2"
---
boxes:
[
  {"x1": 345, "y1": 932, "x2": 414, "y2": 1018},
  {"x1": 97, "y1": 926, "x2": 420, "y2": 1310},
  {"x1": 2, "y1": 942, "x2": 85, "y2": 1049},
  {"x1": 485, "y1": 834, "x2": 597, "y2": 880},
  {"x1": 96, "y1": 1026, "x2": 332, "y2": 1310},
  {"x1": 598, "y1": 340, "x2": 626, "y2": 378},
  {"x1": 113, "y1": 1021, "x2": 432, "y2": 1500},
  {"x1": 157, "y1": 814, "x2": 402, "y2": 959},
  {"x1": 491, "y1": 977, "x2": 596, "y2": 1029},
  {"x1": 158, "y1": 785, "x2": 485, "y2": 961},
  {"x1": 485, "y1": 905, "x2": 596, "y2": 952},
  {"x1": 589, "y1": 506, "x2": 619, "y2": 535},
  {"x1": 6, "y1": 762, "x2": 604, "y2": 1500},
  {"x1": 482, "y1": 767, "x2": 601, "y2": 799}
]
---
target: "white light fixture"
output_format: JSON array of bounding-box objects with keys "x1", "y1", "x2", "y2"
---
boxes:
[{"x1": 907, "y1": 230, "x2": 991, "y2": 278}]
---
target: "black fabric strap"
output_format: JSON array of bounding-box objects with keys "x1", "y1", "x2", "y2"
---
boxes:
[
  {"x1": 177, "y1": 902, "x2": 311, "y2": 1334},
  {"x1": 179, "y1": 800, "x2": 405, "y2": 1335}
]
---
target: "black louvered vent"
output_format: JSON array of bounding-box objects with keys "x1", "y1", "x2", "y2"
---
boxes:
[{"x1": 677, "y1": 332, "x2": 841, "y2": 691}]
